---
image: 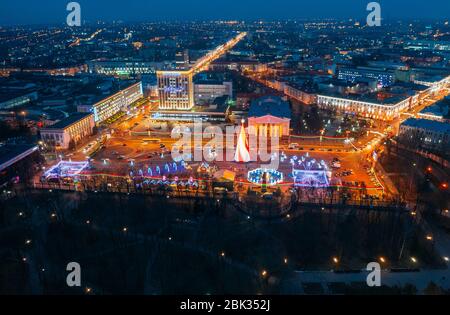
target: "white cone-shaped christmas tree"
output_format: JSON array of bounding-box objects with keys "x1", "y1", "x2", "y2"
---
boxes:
[{"x1": 234, "y1": 120, "x2": 251, "y2": 163}]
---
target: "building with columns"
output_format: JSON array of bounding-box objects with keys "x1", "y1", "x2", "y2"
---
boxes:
[{"x1": 247, "y1": 96, "x2": 291, "y2": 137}]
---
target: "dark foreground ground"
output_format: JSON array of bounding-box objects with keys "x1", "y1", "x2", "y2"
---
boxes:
[{"x1": 0, "y1": 189, "x2": 444, "y2": 294}]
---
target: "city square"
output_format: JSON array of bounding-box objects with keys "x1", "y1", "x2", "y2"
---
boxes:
[{"x1": 0, "y1": 0, "x2": 450, "y2": 301}]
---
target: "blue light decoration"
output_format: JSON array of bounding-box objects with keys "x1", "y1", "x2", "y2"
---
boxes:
[
  {"x1": 247, "y1": 168, "x2": 284, "y2": 186},
  {"x1": 164, "y1": 86, "x2": 185, "y2": 93},
  {"x1": 291, "y1": 154, "x2": 331, "y2": 187},
  {"x1": 139, "y1": 161, "x2": 186, "y2": 178}
]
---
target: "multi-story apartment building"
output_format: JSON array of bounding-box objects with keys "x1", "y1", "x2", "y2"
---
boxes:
[
  {"x1": 338, "y1": 67, "x2": 396, "y2": 87},
  {"x1": 317, "y1": 94, "x2": 417, "y2": 121},
  {"x1": 87, "y1": 60, "x2": 160, "y2": 77},
  {"x1": 78, "y1": 82, "x2": 143, "y2": 124},
  {"x1": 398, "y1": 118, "x2": 450, "y2": 152}
]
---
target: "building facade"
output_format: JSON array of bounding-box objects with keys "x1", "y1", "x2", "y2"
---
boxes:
[
  {"x1": 0, "y1": 91, "x2": 38, "y2": 109},
  {"x1": 40, "y1": 113, "x2": 95, "y2": 149},
  {"x1": 283, "y1": 84, "x2": 317, "y2": 105},
  {"x1": 194, "y1": 81, "x2": 233, "y2": 104},
  {"x1": 87, "y1": 61, "x2": 159, "y2": 77},
  {"x1": 398, "y1": 118, "x2": 450, "y2": 152},
  {"x1": 338, "y1": 67, "x2": 395, "y2": 87},
  {"x1": 317, "y1": 94, "x2": 416, "y2": 121},
  {"x1": 247, "y1": 96, "x2": 291, "y2": 137},
  {"x1": 157, "y1": 70, "x2": 194, "y2": 110},
  {"x1": 78, "y1": 82, "x2": 143, "y2": 124}
]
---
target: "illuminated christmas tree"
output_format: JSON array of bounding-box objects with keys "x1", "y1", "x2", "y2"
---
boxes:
[{"x1": 234, "y1": 120, "x2": 251, "y2": 163}]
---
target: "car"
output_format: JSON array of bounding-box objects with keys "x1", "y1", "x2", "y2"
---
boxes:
[
  {"x1": 332, "y1": 161, "x2": 341, "y2": 169},
  {"x1": 288, "y1": 143, "x2": 299, "y2": 150}
]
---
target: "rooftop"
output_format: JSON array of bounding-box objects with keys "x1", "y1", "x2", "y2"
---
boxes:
[
  {"x1": 44, "y1": 113, "x2": 93, "y2": 130},
  {"x1": 249, "y1": 96, "x2": 291, "y2": 119},
  {"x1": 401, "y1": 118, "x2": 450, "y2": 134},
  {"x1": 0, "y1": 144, "x2": 39, "y2": 172},
  {"x1": 419, "y1": 101, "x2": 449, "y2": 118}
]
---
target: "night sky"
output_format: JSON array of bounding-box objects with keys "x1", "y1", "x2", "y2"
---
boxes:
[{"x1": 1, "y1": 0, "x2": 449, "y2": 26}]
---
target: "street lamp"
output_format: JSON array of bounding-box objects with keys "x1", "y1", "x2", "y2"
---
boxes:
[{"x1": 320, "y1": 129, "x2": 325, "y2": 144}]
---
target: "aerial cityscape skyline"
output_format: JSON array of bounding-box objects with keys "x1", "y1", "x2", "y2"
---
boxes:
[
  {"x1": 1, "y1": 0, "x2": 450, "y2": 26},
  {"x1": 0, "y1": 0, "x2": 450, "y2": 305}
]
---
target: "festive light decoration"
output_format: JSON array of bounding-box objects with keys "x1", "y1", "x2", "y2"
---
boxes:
[
  {"x1": 142, "y1": 161, "x2": 185, "y2": 177},
  {"x1": 291, "y1": 154, "x2": 331, "y2": 187},
  {"x1": 43, "y1": 161, "x2": 89, "y2": 180},
  {"x1": 234, "y1": 120, "x2": 251, "y2": 163},
  {"x1": 247, "y1": 168, "x2": 283, "y2": 186},
  {"x1": 142, "y1": 178, "x2": 199, "y2": 188}
]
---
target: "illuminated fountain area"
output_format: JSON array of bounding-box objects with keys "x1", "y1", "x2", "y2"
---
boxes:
[{"x1": 290, "y1": 153, "x2": 331, "y2": 188}]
